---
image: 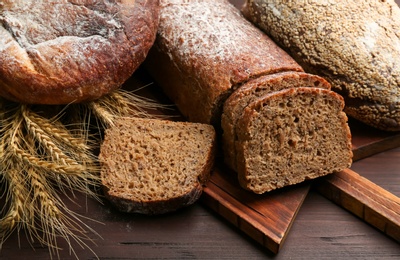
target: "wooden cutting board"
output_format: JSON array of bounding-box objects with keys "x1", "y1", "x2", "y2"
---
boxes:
[
  {"x1": 129, "y1": 68, "x2": 400, "y2": 253},
  {"x1": 200, "y1": 119, "x2": 400, "y2": 254},
  {"x1": 201, "y1": 167, "x2": 310, "y2": 254}
]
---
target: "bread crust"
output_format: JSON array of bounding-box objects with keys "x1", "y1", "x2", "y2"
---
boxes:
[
  {"x1": 0, "y1": 0, "x2": 160, "y2": 104},
  {"x1": 242, "y1": 0, "x2": 400, "y2": 131},
  {"x1": 103, "y1": 183, "x2": 204, "y2": 215},
  {"x1": 145, "y1": 0, "x2": 302, "y2": 125}
]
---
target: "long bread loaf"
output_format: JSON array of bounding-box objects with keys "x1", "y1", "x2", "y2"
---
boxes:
[
  {"x1": 145, "y1": 0, "x2": 352, "y2": 194},
  {"x1": 145, "y1": 0, "x2": 301, "y2": 125},
  {"x1": 242, "y1": 0, "x2": 400, "y2": 131}
]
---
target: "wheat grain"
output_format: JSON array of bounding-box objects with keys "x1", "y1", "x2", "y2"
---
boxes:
[
  {"x1": 6, "y1": 108, "x2": 87, "y2": 175},
  {"x1": 0, "y1": 166, "x2": 29, "y2": 243},
  {"x1": 23, "y1": 109, "x2": 82, "y2": 167},
  {"x1": 88, "y1": 101, "x2": 116, "y2": 127},
  {"x1": 26, "y1": 109, "x2": 91, "y2": 152},
  {"x1": 88, "y1": 88, "x2": 168, "y2": 127}
]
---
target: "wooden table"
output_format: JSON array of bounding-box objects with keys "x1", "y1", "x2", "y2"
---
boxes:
[
  {"x1": 1, "y1": 144, "x2": 399, "y2": 259},
  {"x1": 1, "y1": 0, "x2": 400, "y2": 259}
]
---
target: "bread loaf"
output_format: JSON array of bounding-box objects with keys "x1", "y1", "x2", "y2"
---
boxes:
[
  {"x1": 145, "y1": 0, "x2": 301, "y2": 125},
  {"x1": 242, "y1": 0, "x2": 400, "y2": 131},
  {"x1": 145, "y1": 0, "x2": 352, "y2": 194},
  {"x1": 0, "y1": 0, "x2": 160, "y2": 104},
  {"x1": 99, "y1": 117, "x2": 216, "y2": 215}
]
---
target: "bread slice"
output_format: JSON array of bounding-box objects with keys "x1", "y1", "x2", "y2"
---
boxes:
[
  {"x1": 235, "y1": 87, "x2": 353, "y2": 194},
  {"x1": 99, "y1": 117, "x2": 216, "y2": 215},
  {"x1": 221, "y1": 71, "x2": 331, "y2": 171}
]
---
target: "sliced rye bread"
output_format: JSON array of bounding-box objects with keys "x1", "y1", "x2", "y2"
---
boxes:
[
  {"x1": 99, "y1": 117, "x2": 216, "y2": 215},
  {"x1": 221, "y1": 71, "x2": 331, "y2": 171},
  {"x1": 235, "y1": 87, "x2": 353, "y2": 194}
]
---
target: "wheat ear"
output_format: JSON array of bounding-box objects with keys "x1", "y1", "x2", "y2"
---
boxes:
[
  {"x1": 0, "y1": 167, "x2": 30, "y2": 244},
  {"x1": 0, "y1": 107, "x2": 33, "y2": 245},
  {"x1": 0, "y1": 103, "x2": 100, "y2": 259},
  {"x1": 88, "y1": 88, "x2": 167, "y2": 127},
  {"x1": 22, "y1": 105, "x2": 100, "y2": 197}
]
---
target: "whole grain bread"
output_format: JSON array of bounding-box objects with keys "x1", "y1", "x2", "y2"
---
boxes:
[
  {"x1": 145, "y1": 0, "x2": 352, "y2": 194},
  {"x1": 242, "y1": 0, "x2": 400, "y2": 131},
  {"x1": 0, "y1": 0, "x2": 159, "y2": 104},
  {"x1": 99, "y1": 117, "x2": 216, "y2": 215},
  {"x1": 221, "y1": 71, "x2": 331, "y2": 171},
  {"x1": 235, "y1": 87, "x2": 352, "y2": 194},
  {"x1": 145, "y1": 0, "x2": 302, "y2": 125}
]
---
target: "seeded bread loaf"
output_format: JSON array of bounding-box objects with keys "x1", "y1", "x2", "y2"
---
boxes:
[
  {"x1": 242, "y1": 0, "x2": 400, "y2": 131},
  {"x1": 0, "y1": 0, "x2": 159, "y2": 104},
  {"x1": 145, "y1": 0, "x2": 352, "y2": 194},
  {"x1": 145, "y1": 0, "x2": 302, "y2": 125},
  {"x1": 99, "y1": 117, "x2": 216, "y2": 215},
  {"x1": 235, "y1": 87, "x2": 352, "y2": 194}
]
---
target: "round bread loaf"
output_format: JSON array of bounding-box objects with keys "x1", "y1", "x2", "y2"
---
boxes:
[{"x1": 0, "y1": 0, "x2": 160, "y2": 104}]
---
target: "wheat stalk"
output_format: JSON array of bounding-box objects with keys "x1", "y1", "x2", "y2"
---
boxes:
[
  {"x1": 88, "y1": 87, "x2": 167, "y2": 127},
  {"x1": 20, "y1": 106, "x2": 93, "y2": 173},
  {"x1": 0, "y1": 166, "x2": 30, "y2": 242},
  {"x1": 0, "y1": 110, "x2": 34, "y2": 245},
  {"x1": 25, "y1": 109, "x2": 91, "y2": 153},
  {"x1": 27, "y1": 165, "x2": 99, "y2": 259}
]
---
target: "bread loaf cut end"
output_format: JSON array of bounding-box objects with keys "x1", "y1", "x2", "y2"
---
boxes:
[
  {"x1": 236, "y1": 87, "x2": 352, "y2": 194},
  {"x1": 99, "y1": 117, "x2": 216, "y2": 215},
  {"x1": 222, "y1": 71, "x2": 331, "y2": 171}
]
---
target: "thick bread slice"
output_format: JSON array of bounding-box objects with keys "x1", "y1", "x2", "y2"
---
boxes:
[
  {"x1": 235, "y1": 88, "x2": 352, "y2": 194},
  {"x1": 99, "y1": 117, "x2": 216, "y2": 215},
  {"x1": 221, "y1": 71, "x2": 331, "y2": 171},
  {"x1": 242, "y1": 0, "x2": 400, "y2": 131}
]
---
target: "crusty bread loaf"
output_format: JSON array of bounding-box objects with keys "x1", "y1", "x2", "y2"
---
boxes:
[
  {"x1": 242, "y1": 0, "x2": 400, "y2": 131},
  {"x1": 145, "y1": 0, "x2": 302, "y2": 125},
  {"x1": 221, "y1": 71, "x2": 332, "y2": 171},
  {"x1": 235, "y1": 87, "x2": 352, "y2": 194},
  {"x1": 0, "y1": 0, "x2": 159, "y2": 104},
  {"x1": 99, "y1": 117, "x2": 216, "y2": 215}
]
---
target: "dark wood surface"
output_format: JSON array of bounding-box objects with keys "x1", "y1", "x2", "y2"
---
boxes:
[
  {"x1": 1, "y1": 0, "x2": 400, "y2": 259},
  {"x1": 1, "y1": 141, "x2": 399, "y2": 259},
  {"x1": 316, "y1": 168, "x2": 400, "y2": 243}
]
